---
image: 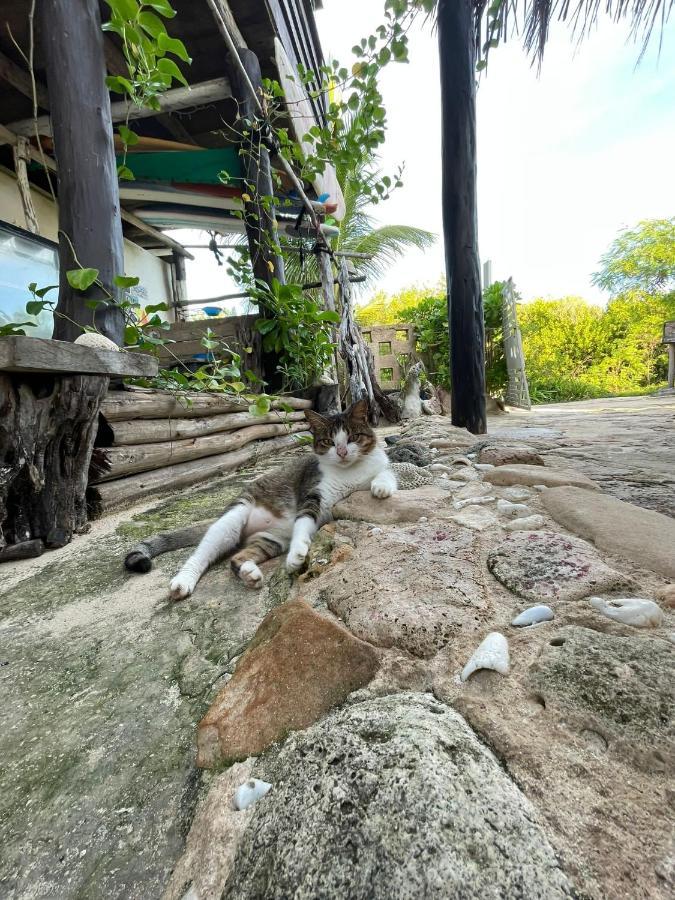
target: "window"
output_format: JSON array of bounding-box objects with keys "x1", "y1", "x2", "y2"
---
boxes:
[
  {"x1": 378, "y1": 341, "x2": 392, "y2": 354},
  {"x1": 0, "y1": 222, "x2": 58, "y2": 337},
  {"x1": 395, "y1": 329, "x2": 408, "y2": 342},
  {"x1": 362, "y1": 330, "x2": 371, "y2": 343},
  {"x1": 380, "y1": 367, "x2": 394, "y2": 381}
]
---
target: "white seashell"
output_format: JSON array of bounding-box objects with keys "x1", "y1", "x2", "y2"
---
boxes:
[
  {"x1": 234, "y1": 778, "x2": 272, "y2": 810},
  {"x1": 428, "y1": 463, "x2": 454, "y2": 474},
  {"x1": 497, "y1": 499, "x2": 531, "y2": 519},
  {"x1": 461, "y1": 632, "x2": 510, "y2": 682},
  {"x1": 589, "y1": 597, "x2": 664, "y2": 628},
  {"x1": 474, "y1": 463, "x2": 495, "y2": 471},
  {"x1": 511, "y1": 605, "x2": 554, "y2": 627},
  {"x1": 504, "y1": 515, "x2": 546, "y2": 532},
  {"x1": 74, "y1": 332, "x2": 120, "y2": 352},
  {"x1": 418, "y1": 516, "x2": 428, "y2": 522},
  {"x1": 453, "y1": 496, "x2": 496, "y2": 510},
  {"x1": 369, "y1": 527, "x2": 383, "y2": 535},
  {"x1": 450, "y1": 456, "x2": 473, "y2": 466}
]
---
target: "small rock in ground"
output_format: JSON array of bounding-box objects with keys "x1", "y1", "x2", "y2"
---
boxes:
[
  {"x1": 448, "y1": 467, "x2": 480, "y2": 483},
  {"x1": 485, "y1": 465, "x2": 600, "y2": 491},
  {"x1": 501, "y1": 486, "x2": 533, "y2": 502},
  {"x1": 542, "y1": 486, "x2": 675, "y2": 579},
  {"x1": 497, "y1": 499, "x2": 531, "y2": 519},
  {"x1": 589, "y1": 596, "x2": 665, "y2": 628},
  {"x1": 450, "y1": 505, "x2": 498, "y2": 532},
  {"x1": 456, "y1": 481, "x2": 493, "y2": 500},
  {"x1": 488, "y1": 531, "x2": 625, "y2": 603},
  {"x1": 479, "y1": 445, "x2": 545, "y2": 467},
  {"x1": 655, "y1": 584, "x2": 675, "y2": 608},
  {"x1": 217, "y1": 694, "x2": 574, "y2": 900},
  {"x1": 453, "y1": 496, "x2": 496, "y2": 510},
  {"x1": 504, "y1": 515, "x2": 546, "y2": 532},
  {"x1": 333, "y1": 486, "x2": 454, "y2": 525},
  {"x1": 196, "y1": 600, "x2": 379, "y2": 766}
]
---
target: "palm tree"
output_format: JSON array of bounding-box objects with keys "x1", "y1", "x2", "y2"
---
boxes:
[
  {"x1": 437, "y1": 0, "x2": 672, "y2": 434},
  {"x1": 283, "y1": 158, "x2": 435, "y2": 291}
]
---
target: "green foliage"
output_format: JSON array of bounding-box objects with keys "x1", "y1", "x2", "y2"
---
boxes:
[
  {"x1": 356, "y1": 281, "x2": 444, "y2": 325},
  {"x1": 253, "y1": 278, "x2": 339, "y2": 392},
  {"x1": 399, "y1": 292, "x2": 449, "y2": 389},
  {"x1": 592, "y1": 218, "x2": 675, "y2": 296}
]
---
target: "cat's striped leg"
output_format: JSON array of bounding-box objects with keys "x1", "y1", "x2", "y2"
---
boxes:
[
  {"x1": 169, "y1": 501, "x2": 250, "y2": 601},
  {"x1": 230, "y1": 532, "x2": 286, "y2": 589},
  {"x1": 286, "y1": 490, "x2": 321, "y2": 573}
]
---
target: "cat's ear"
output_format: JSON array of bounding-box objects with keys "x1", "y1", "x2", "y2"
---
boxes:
[
  {"x1": 304, "y1": 409, "x2": 330, "y2": 433},
  {"x1": 348, "y1": 398, "x2": 369, "y2": 423}
]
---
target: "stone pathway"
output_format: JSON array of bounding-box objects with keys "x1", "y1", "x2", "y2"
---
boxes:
[{"x1": 0, "y1": 397, "x2": 673, "y2": 899}]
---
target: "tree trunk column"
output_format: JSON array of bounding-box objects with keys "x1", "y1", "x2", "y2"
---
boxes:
[
  {"x1": 437, "y1": 0, "x2": 487, "y2": 434},
  {"x1": 38, "y1": 0, "x2": 125, "y2": 344}
]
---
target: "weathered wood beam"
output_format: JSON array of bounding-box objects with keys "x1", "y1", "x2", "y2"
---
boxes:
[
  {"x1": 0, "y1": 335, "x2": 158, "y2": 377},
  {"x1": 108, "y1": 409, "x2": 306, "y2": 444},
  {"x1": 8, "y1": 77, "x2": 233, "y2": 136},
  {"x1": 12, "y1": 136, "x2": 39, "y2": 233},
  {"x1": 101, "y1": 389, "x2": 311, "y2": 421},
  {"x1": 0, "y1": 48, "x2": 49, "y2": 108},
  {"x1": 437, "y1": 0, "x2": 486, "y2": 434},
  {"x1": 38, "y1": 0, "x2": 125, "y2": 344},
  {"x1": 209, "y1": 0, "x2": 248, "y2": 48}
]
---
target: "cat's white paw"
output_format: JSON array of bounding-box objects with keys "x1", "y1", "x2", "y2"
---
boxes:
[
  {"x1": 239, "y1": 560, "x2": 264, "y2": 589},
  {"x1": 286, "y1": 542, "x2": 310, "y2": 573},
  {"x1": 169, "y1": 572, "x2": 196, "y2": 601},
  {"x1": 370, "y1": 476, "x2": 395, "y2": 499}
]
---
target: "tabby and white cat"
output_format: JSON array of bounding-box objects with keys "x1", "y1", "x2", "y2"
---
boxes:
[{"x1": 124, "y1": 399, "x2": 397, "y2": 598}]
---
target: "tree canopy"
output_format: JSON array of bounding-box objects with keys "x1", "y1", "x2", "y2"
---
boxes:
[{"x1": 592, "y1": 218, "x2": 675, "y2": 296}]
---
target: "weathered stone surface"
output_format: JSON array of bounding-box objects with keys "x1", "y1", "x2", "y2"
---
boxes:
[
  {"x1": 449, "y1": 504, "x2": 498, "y2": 531},
  {"x1": 528, "y1": 626, "x2": 675, "y2": 758},
  {"x1": 332, "y1": 485, "x2": 454, "y2": 524},
  {"x1": 655, "y1": 584, "x2": 675, "y2": 608},
  {"x1": 314, "y1": 522, "x2": 485, "y2": 658},
  {"x1": 488, "y1": 531, "x2": 625, "y2": 602},
  {"x1": 389, "y1": 461, "x2": 435, "y2": 489},
  {"x1": 196, "y1": 600, "x2": 379, "y2": 766},
  {"x1": 542, "y1": 486, "x2": 675, "y2": 579},
  {"x1": 479, "y1": 445, "x2": 545, "y2": 467},
  {"x1": 217, "y1": 694, "x2": 574, "y2": 900},
  {"x1": 485, "y1": 464, "x2": 600, "y2": 490}
]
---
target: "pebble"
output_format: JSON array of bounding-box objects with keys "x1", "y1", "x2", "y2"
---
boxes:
[
  {"x1": 234, "y1": 778, "x2": 272, "y2": 811},
  {"x1": 450, "y1": 468, "x2": 480, "y2": 483},
  {"x1": 533, "y1": 484, "x2": 547, "y2": 492},
  {"x1": 504, "y1": 515, "x2": 546, "y2": 531},
  {"x1": 418, "y1": 516, "x2": 428, "y2": 522},
  {"x1": 428, "y1": 463, "x2": 454, "y2": 474},
  {"x1": 456, "y1": 481, "x2": 493, "y2": 500},
  {"x1": 501, "y1": 487, "x2": 533, "y2": 502},
  {"x1": 450, "y1": 456, "x2": 473, "y2": 466},
  {"x1": 369, "y1": 527, "x2": 383, "y2": 536},
  {"x1": 511, "y1": 605, "x2": 554, "y2": 627},
  {"x1": 497, "y1": 499, "x2": 531, "y2": 519},
  {"x1": 461, "y1": 632, "x2": 510, "y2": 682},
  {"x1": 453, "y1": 496, "x2": 496, "y2": 510},
  {"x1": 589, "y1": 597, "x2": 664, "y2": 628},
  {"x1": 474, "y1": 463, "x2": 495, "y2": 471}
]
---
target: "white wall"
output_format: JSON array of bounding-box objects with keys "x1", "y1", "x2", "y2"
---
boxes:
[{"x1": 0, "y1": 168, "x2": 174, "y2": 313}]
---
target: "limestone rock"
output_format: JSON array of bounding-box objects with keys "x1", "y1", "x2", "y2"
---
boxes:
[
  {"x1": 485, "y1": 465, "x2": 600, "y2": 491},
  {"x1": 333, "y1": 485, "x2": 454, "y2": 525},
  {"x1": 542, "y1": 486, "x2": 675, "y2": 579},
  {"x1": 317, "y1": 523, "x2": 485, "y2": 658},
  {"x1": 487, "y1": 531, "x2": 625, "y2": 602},
  {"x1": 449, "y1": 505, "x2": 498, "y2": 531},
  {"x1": 196, "y1": 600, "x2": 379, "y2": 766},
  {"x1": 504, "y1": 514, "x2": 546, "y2": 531},
  {"x1": 528, "y1": 626, "x2": 674, "y2": 753},
  {"x1": 218, "y1": 694, "x2": 574, "y2": 900},
  {"x1": 479, "y1": 445, "x2": 545, "y2": 467}
]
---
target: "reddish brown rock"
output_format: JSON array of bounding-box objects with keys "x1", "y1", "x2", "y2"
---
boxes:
[
  {"x1": 478, "y1": 445, "x2": 544, "y2": 467},
  {"x1": 196, "y1": 600, "x2": 379, "y2": 767}
]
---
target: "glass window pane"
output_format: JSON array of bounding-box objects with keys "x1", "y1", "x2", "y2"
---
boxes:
[{"x1": 0, "y1": 225, "x2": 58, "y2": 337}]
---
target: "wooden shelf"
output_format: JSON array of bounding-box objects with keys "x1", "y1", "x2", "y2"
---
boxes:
[{"x1": 0, "y1": 336, "x2": 158, "y2": 377}]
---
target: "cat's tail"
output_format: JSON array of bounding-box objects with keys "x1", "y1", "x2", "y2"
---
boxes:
[{"x1": 124, "y1": 520, "x2": 216, "y2": 573}]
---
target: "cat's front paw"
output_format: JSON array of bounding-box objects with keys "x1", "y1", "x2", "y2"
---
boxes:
[
  {"x1": 169, "y1": 572, "x2": 196, "y2": 602},
  {"x1": 370, "y1": 475, "x2": 396, "y2": 499},
  {"x1": 286, "y1": 541, "x2": 310, "y2": 573}
]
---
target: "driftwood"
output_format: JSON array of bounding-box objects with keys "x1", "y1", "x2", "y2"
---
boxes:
[
  {"x1": 90, "y1": 433, "x2": 308, "y2": 513},
  {"x1": 108, "y1": 409, "x2": 307, "y2": 445},
  {"x1": 100, "y1": 390, "x2": 311, "y2": 421},
  {"x1": 0, "y1": 336, "x2": 157, "y2": 378},
  {"x1": 336, "y1": 258, "x2": 400, "y2": 424},
  {"x1": 0, "y1": 373, "x2": 107, "y2": 549},
  {"x1": 94, "y1": 421, "x2": 308, "y2": 481}
]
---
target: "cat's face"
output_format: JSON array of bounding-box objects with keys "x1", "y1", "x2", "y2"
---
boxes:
[{"x1": 304, "y1": 399, "x2": 377, "y2": 467}]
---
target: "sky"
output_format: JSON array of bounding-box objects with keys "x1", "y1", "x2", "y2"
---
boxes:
[{"x1": 175, "y1": 2, "x2": 675, "y2": 311}]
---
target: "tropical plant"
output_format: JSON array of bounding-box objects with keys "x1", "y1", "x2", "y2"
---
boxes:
[{"x1": 592, "y1": 218, "x2": 675, "y2": 296}]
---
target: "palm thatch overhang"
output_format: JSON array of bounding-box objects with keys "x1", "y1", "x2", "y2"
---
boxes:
[{"x1": 0, "y1": 0, "x2": 329, "y2": 256}]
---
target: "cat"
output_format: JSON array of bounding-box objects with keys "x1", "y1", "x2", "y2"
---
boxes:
[{"x1": 123, "y1": 399, "x2": 397, "y2": 599}]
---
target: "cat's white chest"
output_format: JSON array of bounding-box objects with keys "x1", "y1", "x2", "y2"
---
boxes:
[{"x1": 317, "y1": 449, "x2": 388, "y2": 514}]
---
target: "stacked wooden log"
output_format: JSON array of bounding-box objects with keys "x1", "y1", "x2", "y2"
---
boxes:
[{"x1": 88, "y1": 388, "x2": 312, "y2": 512}]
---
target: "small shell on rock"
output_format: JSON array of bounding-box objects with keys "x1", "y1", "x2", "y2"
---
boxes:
[
  {"x1": 511, "y1": 604, "x2": 554, "y2": 627},
  {"x1": 504, "y1": 514, "x2": 546, "y2": 532},
  {"x1": 497, "y1": 499, "x2": 531, "y2": 519},
  {"x1": 418, "y1": 516, "x2": 428, "y2": 522},
  {"x1": 589, "y1": 597, "x2": 664, "y2": 628},
  {"x1": 234, "y1": 778, "x2": 272, "y2": 811},
  {"x1": 461, "y1": 632, "x2": 510, "y2": 682}
]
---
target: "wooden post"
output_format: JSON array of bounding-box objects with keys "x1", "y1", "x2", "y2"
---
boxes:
[
  {"x1": 668, "y1": 344, "x2": 675, "y2": 389},
  {"x1": 437, "y1": 0, "x2": 487, "y2": 434},
  {"x1": 315, "y1": 245, "x2": 341, "y2": 414},
  {"x1": 38, "y1": 0, "x2": 125, "y2": 345}
]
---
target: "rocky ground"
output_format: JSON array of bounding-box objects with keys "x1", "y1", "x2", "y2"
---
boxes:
[{"x1": 0, "y1": 395, "x2": 673, "y2": 899}]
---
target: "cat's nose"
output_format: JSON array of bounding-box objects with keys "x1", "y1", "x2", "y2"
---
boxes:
[{"x1": 336, "y1": 445, "x2": 348, "y2": 458}]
